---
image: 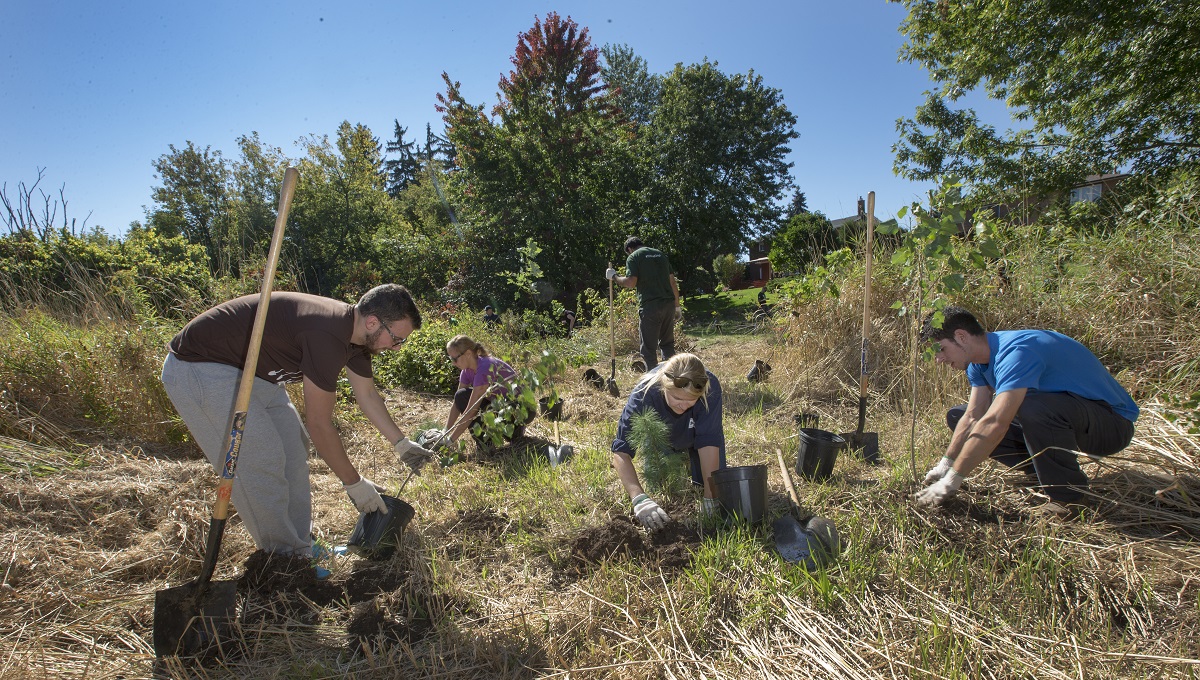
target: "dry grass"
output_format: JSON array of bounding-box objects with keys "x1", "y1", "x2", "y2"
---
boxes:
[{"x1": 0, "y1": 319, "x2": 1197, "y2": 678}]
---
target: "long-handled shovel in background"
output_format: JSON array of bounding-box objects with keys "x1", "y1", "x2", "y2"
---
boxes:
[
  {"x1": 842, "y1": 191, "x2": 880, "y2": 463},
  {"x1": 153, "y1": 167, "x2": 299, "y2": 657},
  {"x1": 606, "y1": 262, "x2": 620, "y2": 397}
]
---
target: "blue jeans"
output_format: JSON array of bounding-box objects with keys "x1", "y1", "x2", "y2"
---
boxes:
[{"x1": 946, "y1": 392, "x2": 1134, "y2": 502}]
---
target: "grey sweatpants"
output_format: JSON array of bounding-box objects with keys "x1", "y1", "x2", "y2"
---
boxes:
[{"x1": 161, "y1": 353, "x2": 313, "y2": 555}]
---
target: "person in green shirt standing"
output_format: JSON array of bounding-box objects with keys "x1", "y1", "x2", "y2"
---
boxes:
[{"x1": 606, "y1": 236, "x2": 682, "y2": 371}]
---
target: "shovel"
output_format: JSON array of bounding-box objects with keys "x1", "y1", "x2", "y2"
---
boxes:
[
  {"x1": 153, "y1": 167, "x2": 299, "y2": 657},
  {"x1": 547, "y1": 419, "x2": 575, "y2": 467},
  {"x1": 841, "y1": 191, "x2": 880, "y2": 463},
  {"x1": 772, "y1": 448, "x2": 814, "y2": 564},
  {"x1": 606, "y1": 262, "x2": 620, "y2": 397}
]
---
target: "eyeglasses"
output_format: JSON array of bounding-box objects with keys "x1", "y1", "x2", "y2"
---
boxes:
[
  {"x1": 666, "y1": 373, "x2": 707, "y2": 391},
  {"x1": 380, "y1": 323, "x2": 406, "y2": 349},
  {"x1": 448, "y1": 351, "x2": 462, "y2": 363}
]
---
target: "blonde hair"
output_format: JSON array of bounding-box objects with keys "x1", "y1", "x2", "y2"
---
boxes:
[
  {"x1": 634, "y1": 353, "x2": 711, "y2": 407},
  {"x1": 447, "y1": 334, "x2": 489, "y2": 358}
]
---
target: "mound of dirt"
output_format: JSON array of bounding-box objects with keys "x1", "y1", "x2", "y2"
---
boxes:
[
  {"x1": 239, "y1": 550, "x2": 340, "y2": 607},
  {"x1": 569, "y1": 517, "x2": 702, "y2": 572},
  {"x1": 346, "y1": 597, "x2": 434, "y2": 651},
  {"x1": 570, "y1": 517, "x2": 647, "y2": 568},
  {"x1": 343, "y1": 562, "x2": 410, "y2": 604}
]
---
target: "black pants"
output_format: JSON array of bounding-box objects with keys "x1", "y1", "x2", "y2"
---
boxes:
[
  {"x1": 454, "y1": 388, "x2": 533, "y2": 442},
  {"x1": 946, "y1": 392, "x2": 1134, "y2": 502},
  {"x1": 638, "y1": 304, "x2": 676, "y2": 371}
]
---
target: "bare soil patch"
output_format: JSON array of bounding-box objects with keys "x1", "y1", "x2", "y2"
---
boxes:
[{"x1": 569, "y1": 516, "x2": 702, "y2": 573}]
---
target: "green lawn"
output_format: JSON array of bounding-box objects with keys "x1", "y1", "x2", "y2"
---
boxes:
[{"x1": 683, "y1": 287, "x2": 768, "y2": 333}]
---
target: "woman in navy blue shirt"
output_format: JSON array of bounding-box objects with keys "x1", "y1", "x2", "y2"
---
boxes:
[{"x1": 611, "y1": 353, "x2": 727, "y2": 530}]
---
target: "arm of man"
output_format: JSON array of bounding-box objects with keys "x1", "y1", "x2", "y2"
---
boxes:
[
  {"x1": 670, "y1": 274, "x2": 680, "y2": 307},
  {"x1": 302, "y1": 375, "x2": 364, "y2": 485},
  {"x1": 616, "y1": 273, "x2": 637, "y2": 288},
  {"x1": 345, "y1": 369, "x2": 404, "y2": 445},
  {"x1": 944, "y1": 385, "x2": 994, "y2": 461},
  {"x1": 696, "y1": 445, "x2": 720, "y2": 499},
  {"x1": 951, "y1": 388, "x2": 1027, "y2": 476}
]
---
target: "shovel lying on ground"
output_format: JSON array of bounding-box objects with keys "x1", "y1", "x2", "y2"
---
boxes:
[
  {"x1": 772, "y1": 448, "x2": 841, "y2": 569},
  {"x1": 841, "y1": 191, "x2": 880, "y2": 463},
  {"x1": 153, "y1": 167, "x2": 299, "y2": 657}
]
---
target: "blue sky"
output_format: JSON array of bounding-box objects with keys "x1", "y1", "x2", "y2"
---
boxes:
[{"x1": 4, "y1": 1, "x2": 976, "y2": 235}]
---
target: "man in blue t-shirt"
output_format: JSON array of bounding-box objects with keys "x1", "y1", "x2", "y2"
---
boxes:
[{"x1": 915, "y1": 306, "x2": 1138, "y2": 511}]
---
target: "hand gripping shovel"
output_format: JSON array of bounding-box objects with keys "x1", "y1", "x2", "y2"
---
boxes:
[
  {"x1": 841, "y1": 191, "x2": 880, "y2": 463},
  {"x1": 153, "y1": 167, "x2": 299, "y2": 657},
  {"x1": 606, "y1": 262, "x2": 620, "y2": 397},
  {"x1": 773, "y1": 448, "x2": 841, "y2": 569}
]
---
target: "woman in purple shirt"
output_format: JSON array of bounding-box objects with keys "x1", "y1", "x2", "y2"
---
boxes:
[{"x1": 444, "y1": 335, "x2": 530, "y2": 446}]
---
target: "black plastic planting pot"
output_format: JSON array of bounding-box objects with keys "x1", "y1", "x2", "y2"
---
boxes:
[
  {"x1": 347, "y1": 495, "x2": 416, "y2": 560},
  {"x1": 796, "y1": 428, "x2": 845, "y2": 482},
  {"x1": 712, "y1": 464, "x2": 769, "y2": 523}
]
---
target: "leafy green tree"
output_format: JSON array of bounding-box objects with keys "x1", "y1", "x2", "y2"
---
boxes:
[
  {"x1": 769, "y1": 211, "x2": 836, "y2": 274},
  {"x1": 291, "y1": 121, "x2": 397, "y2": 297},
  {"x1": 712, "y1": 253, "x2": 743, "y2": 289},
  {"x1": 438, "y1": 12, "x2": 633, "y2": 307},
  {"x1": 148, "y1": 142, "x2": 232, "y2": 275},
  {"x1": 600, "y1": 43, "x2": 662, "y2": 128},
  {"x1": 893, "y1": 0, "x2": 1200, "y2": 197},
  {"x1": 639, "y1": 60, "x2": 797, "y2": 279},
  {"x1": 226, "y1": 132, "x2": 288, "y2": 275}
]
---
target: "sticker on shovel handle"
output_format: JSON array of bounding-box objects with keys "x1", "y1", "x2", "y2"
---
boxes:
[{"x1": 221, "y1": 411, "x2": 247, "y2": 479}]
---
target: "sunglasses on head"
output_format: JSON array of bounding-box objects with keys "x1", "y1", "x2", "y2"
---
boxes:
[{"x1": 666, "y1": 372, "x2": 707, "y2": 391}]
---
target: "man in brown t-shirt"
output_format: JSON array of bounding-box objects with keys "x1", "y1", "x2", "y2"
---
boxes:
[{"x1": 161, "y1": 283, "x2": 436, "y2": 560}]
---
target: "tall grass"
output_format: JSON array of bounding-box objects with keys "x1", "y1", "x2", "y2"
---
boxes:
[{"x1": 0, "y1": 177, "x2": 1198, "y2": 678}]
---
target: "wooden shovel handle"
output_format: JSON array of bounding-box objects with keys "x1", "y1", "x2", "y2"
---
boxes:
[
  {"x1": 212, "y1": 166, "x2": 299, "y2": 521},
  {"x1": 776, "y1": 448, "x2": 801, "y2": 508}
]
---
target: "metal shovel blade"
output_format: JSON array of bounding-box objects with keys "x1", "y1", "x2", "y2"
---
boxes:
[
  {"x1": 841, "y1": 431, "x2": 880, "y2": 464},
  {"x1": 548, "y1": 443, "x2": 575, "y2": 467},
  {"x1": 771, "y1": 515, "x2": 817, "y2": 567},
  {"x1": 152, "y1": 579, "x2": 239, "y2": 657}
]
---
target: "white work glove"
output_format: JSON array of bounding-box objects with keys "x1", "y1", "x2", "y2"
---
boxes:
[
  {"x1": 343, "y1": 476, "x2": 388, "y2": 514},
  {"x1": 700, "y1": 496, "x2": 722, "y2": 518},
  {"x1": 605, "y1": 267, "x2": 617, "y2": 280},
  {"x1": 923, "y1": 456, "x2": 955, "y2": 485},
  {"x1": 674, "y1": 305, "x2": 683, "y2": 322},
  {"x1": 914, "y1": 469, "x2": 964, "y2": 507},
  {"x1": 632, "y1": 493, "x2": 670, "y2": 531},
  {"x1": 395, "y1": 437, "x2": 436, "y2": 473}
]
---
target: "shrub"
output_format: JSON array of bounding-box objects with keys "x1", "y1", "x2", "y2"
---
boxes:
[{"x1": 371, "y1": 317, "x2": 459, "y2": 394}]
